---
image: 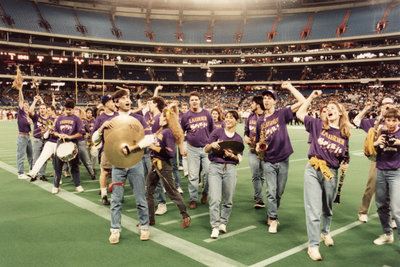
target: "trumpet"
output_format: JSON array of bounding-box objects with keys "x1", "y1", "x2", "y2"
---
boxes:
[{"x1": 46, "y1": 119, "x2": 55, "y2": 130}]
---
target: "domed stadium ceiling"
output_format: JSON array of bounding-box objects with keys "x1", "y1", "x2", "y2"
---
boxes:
[{"x1": 36, "y1": 0, "x2": 391, "y2": 20}]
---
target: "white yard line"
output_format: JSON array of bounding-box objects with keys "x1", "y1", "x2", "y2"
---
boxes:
[{"x1": 203, "y1": 225, "x2": 257, "y2": 243}]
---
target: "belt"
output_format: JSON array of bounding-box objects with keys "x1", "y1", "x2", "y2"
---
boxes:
[{"x1": 19, "y1": 132, "x2": 30, "y2": 135}]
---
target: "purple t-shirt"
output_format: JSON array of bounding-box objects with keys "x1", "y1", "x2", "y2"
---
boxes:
[
  {"x1": 31, "y1": 113, "x2": 49, "y2": 138},
  {"x1": 151, "y1": 127, "x2": 176, "y2": 161},
  {"x1": 207, "y1": 128, "x2": 243, "y2": 165},
  {"x1": 85, "y1": 118, "x2": 95, "y2": 133},
  {"x1": 214, "y1": 121, "x2": 225, "y2": 130},
  {"x1": 256, "y1": 107, "x2": 294, "y2": 163},
  {"x1": 54, "y1": 114, "x2": 83, "y2": 139},
  {"x1": 376, "y1": 128, "x2": 400, "y2": 170},
  {"x1": 17, "y1": 107, "x2": 31, "y2": 133},
  {"x1": 92, "y1": 112, "x2": 119, "y2": 134},
  {"x1": 128, "y1": 112, "x2": 153, "y2": 136},
  {"x1": 359, "y1": 118, "x2": 376, "y2": 133},
  {"x1": 150, "y1": 113, "x2": 161, "y2": 133},
  {"x1": 181, "y1": 109, "x2": 214, "y2": 147},
  {"x1": 305, "y1": 116, "x2": 350, "y2": 169}
]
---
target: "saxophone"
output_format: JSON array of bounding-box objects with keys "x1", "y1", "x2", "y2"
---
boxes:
[{"x1": 256, "y1": 118, "x2": 267, "y2": 160}]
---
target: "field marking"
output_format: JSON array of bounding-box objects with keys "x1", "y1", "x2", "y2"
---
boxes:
[
  {"x1": 248, "y1": 214, "x2": 379, "y2": 267},
  {"x1": 160, "y1": 212, "x2": 209, "y2": 225},
  {"x1": 203, "y1": 225, "x2": 257, "y2": 243},
  {"x1": 126, "y1": 201, "x2": 174, "y2": 213},
  {"x1": 0, "y1": 160, "x2": 244, "y2": 267}
]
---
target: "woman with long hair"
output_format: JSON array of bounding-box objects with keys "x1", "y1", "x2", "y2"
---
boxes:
[
  {"x1": 211, "y1": 107, "x2": 225, "y2": 129},
  {"x1": 297, "y1": 90, "x2": 350, "y2": 261},
  {"x1": 146, "y1": 105, "x2": 191, "y2": 229}
]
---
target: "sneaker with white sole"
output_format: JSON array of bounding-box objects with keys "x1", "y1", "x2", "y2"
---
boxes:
[
  {"x1": 18, "y1": 173, "x2": 29, "y2": 180},
  {"x1": 75, "y1": 185, "x2": 84, "y2": 193},
  {"x1": 176, "y1": 187, "x2": 184, "y2": 194},
  {"x1": 268, "y1": 220, "x2": 279, "y2": 234},
  {"x1": 52, "y1": 187, "x2": 59, "y2": 194},
  {"x1": 373, "y1": 233, "x2": 394, "y2": 245},
  {"x1": 218, "y1": 224, "x2": 227, "y2": 233},
  {"x1": 210, "y1": 228, "x2": 219, "y2": 239},
  {"x1": 155, "y1": 203, "x2": 167, "y2": 215},
  {"x1": 307, "y1": 247, "x2": 322, "y2": 261},
  {"x1": 392, "y1": 219, "x2": 397, "y2": 229},
  {"x1": 140, "y1": 228, "x2": 150, "y2": 241},
  {"x1": 109, "y1": 229, "x2": 120, "y2": 244},
  {"x1": 178, "y1": 166, "x2": 184, "y2": 171},
  {"x1": 358, "y1": 213, "x2": 368, "y2": 223},
  {"x1": 320, "y1": 233, "x2": 334, "y2": 247}
]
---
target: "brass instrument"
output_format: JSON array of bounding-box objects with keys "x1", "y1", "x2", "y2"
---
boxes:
[
  {"x1": 46, "y1": 119, "x2": 55, "y2": 130},
  {"x1": 256, "y1": 118, "x2": 268, "y2": 160}
]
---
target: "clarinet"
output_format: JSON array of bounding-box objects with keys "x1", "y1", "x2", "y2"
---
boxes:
[{"x1": 334, "y1": 169, "x2": 346, "y2": 204}]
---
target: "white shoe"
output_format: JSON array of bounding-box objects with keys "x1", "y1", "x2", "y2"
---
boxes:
[
  {"x1": 218, "y1": 224, "x2": 227, "y2": 233},
  {"x1": 155, "y1": 203, "x2": 167, "y2": 215},
  {"x1": 18, "y1": 173, "x2": 29, "y2": 179},
  {"x1": 392, "y1": 219, "x2": 397, "y2": 229},
  {"x1": 59, "y1": 178, "x2": 63, "y2": 185},
  {"x1": 268, "y1": 220, "x2": 279, "y2": 234},
  {"x1": 109, "y1": 229, "x2": 120, "y2": 244},
  {"x1": 178, "y1": 166, "x2": 184, "y2": 171},
  {"x1": 52, "y1": 187, "x2": 59, "y2": 194},
  {"x1": 373, "y1": 233, "x2": 394, "y2": 245},
  {"x1": 177, "y1": 187, "x2": 184, "y2": 194},
  {"x1": 210, "y1": 228, "x2": 219, "y2": 239},
  {"x1": 184, "y1": 172, "x2": 188, "y2": 177},
  {"x1": 75, "y1": 185, "x2": 84, "y2": 193},
  {"x1": 320, "y1": 233, "x2": 334, "y2": 247},
  {"x1": 307, "y1": 247, "x2": 322, "y2": 261},
  {"x1": 140, "y1": 228, "x2": 150, "y2": 241},
  {"x1": 358, "y1": 214, "x2": 368, "y2": 223}
]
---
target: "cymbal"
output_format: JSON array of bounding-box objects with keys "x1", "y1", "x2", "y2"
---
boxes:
[
  {"x1": 103, "y1": 115, "x2": 145, "y2": 168},
  {"x1": 218, "y1": 141, "x2": 245, "y2": 154}
]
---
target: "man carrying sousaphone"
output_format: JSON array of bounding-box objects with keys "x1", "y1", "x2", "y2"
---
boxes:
[{"x1": 52, "y1": 100, "x2": 84, "y2": 194}]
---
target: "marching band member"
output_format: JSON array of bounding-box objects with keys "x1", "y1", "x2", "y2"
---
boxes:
[
  {"x1": 205, "y1": 110, "x2": 243, "y2": 239},
  {"x1": 211, "y1": 107, "x2": 225, "y2": 129},
  {"x1": 180, "y1": 103, "x2": 189, "y2": 177},
  {"x1": 296, "y1": 90, "x2": 350, "y2": 261},
  {"x1": 255, "y1": 82, "x2": 305, "y2": 234},
  {"x1": 84, "y1": 108, "x2": 97, "y2": 174}
]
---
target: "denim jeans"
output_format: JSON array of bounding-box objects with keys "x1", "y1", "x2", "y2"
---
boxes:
[
  {"x1": 77, "y1": 140, "x2": 94, "y2": 176},
  {"x1": 142, "y1": 151, "x2": 166, "y2": 204},
  {"x1": 16, "y1": 133, "x2": 33, "y2": 174},
  {"x1": 375, "y1": 168, "x2": 400, "y2": 238},
  {"x1": 304, "y1": 163, "x2": 338, "y2": 247},
  {"x1": 32, "y1": 137, "x2": 46, "y2": 176},
  {"x1": 170, "y1": 148, "x2": 182, "y2": 188},
  {"x1": 111, "y1": 162, "x2": 149, "y2": 230},
  {"x1": 262, "y1": 157, "x2": 289, "y2": 219},
  {"x1": 187, "y1": 144, "x2": 210, "y2": 201},
  {"x1": 54, "y1": 141, "x2": 81, "y2": 188},
  {"x1": 248, "y1": 151, "x2": 264, "y2": 201},
  {"x1": 208, "y1": 162, "x2": 237, "y2": 229}
]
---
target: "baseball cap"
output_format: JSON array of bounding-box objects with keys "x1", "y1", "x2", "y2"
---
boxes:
[
  {"x1": 101, "y1": 94, "x2": 113, "y2": 106},
  {"x1": 262, "y1": 89, "x2": 278, "y2": 100}
]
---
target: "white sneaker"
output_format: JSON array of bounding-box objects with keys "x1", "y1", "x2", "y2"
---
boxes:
[
  {"x1": 210, "y1": 228, "x2": 219, "y2": 239},
  {"x1": 155, "y1": 203, "x2": 167, "y2": 215},
  {"x1": 373, "y1": 233, "x2": 394, "y2": 245},
  {"x1": 358, "y1": 213, "x2": 368, "y2": 223},
  {"x1": 109, "y1": 229, "x2": 120, "y2": 244},
  {"x1": 18, "y1": 173, "x2": 29, "y2": 179},
  {"x1": 307, "y1": 247, "x2": 322, "y2": 261},
  {"x1": 184, "y1": 172, "x2": 188, "y2": 177},
  {"x1": 59, "y1": 178, "x2": 63, "y2": 185},
  {"x1": 52, "y1": 187, "x2": 59, "y2": 194},
  {"x1": 177, "y1": 187, "x2": 184, "y2": 194},
  {"x1": 320, "y1": 233, "x2": 334, "y2": 247},
  {"x1": 75, "y1": 185, "x2": 84, "y2": 193},
  {"x1": 178, "y1": 166, "x2": 184, "y2": 171},
  {"x1": 218, "y1": 224, "x2": 227, "y2": 233},
  {"x1": 392, "y1": 219, "x2": 397, "y2": 229},
  {"x1": 140, "y1": 228, "x2": 150, "y2": 241},
  {"x1": 268, "y1": 220, "x2": 279, "y2": 234}
]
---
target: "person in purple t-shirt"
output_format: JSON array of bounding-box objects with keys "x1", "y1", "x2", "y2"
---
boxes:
[
  {"x1": 85, "y1": 108, "x2": 97, "y2": 173},
  {"x1": 52, "y1": 100, "x2": 84, "y2": 194},
  {"x1": 145, "y1": 105, "x2": 191, "y2": 229},
  {"x1": 211, "y1": 107, "x2": 225, "y2": 130},
  {"x1": 205, "y1": 111, "x2": 243, "y2": 239},
  {"x1": 371, "y1": 107, "x2": 400, "y2": 246},
  {"x1": 353, "y1": 98, "x2": 397, "y2": 224},
  {"x1": 297, "y1": 90, "x2": 350, "y2": 261},
  {"x1": 255, "y1": 81, "x2": 305, "y2": 234},
  {"x1": 181, "y1": 91, "x2": 214, "y2": 209}
]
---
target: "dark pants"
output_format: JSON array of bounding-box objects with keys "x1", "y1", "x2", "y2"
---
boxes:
[
  {"x1": 54, "y1": 141, "x2": 81, "y2": 188},
  {"x1": 146, "y1": 159, "x2": 189, "y2": 223}
]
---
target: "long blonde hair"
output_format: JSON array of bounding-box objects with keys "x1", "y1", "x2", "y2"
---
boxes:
[
  {"x1": 322, "y1": 101, "x2": 351, "y2": 139},
  {"x1": 160, "y1": 105, "x2": 184, "y2": 145}
]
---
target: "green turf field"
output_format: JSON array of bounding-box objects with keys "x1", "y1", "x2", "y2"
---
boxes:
[{"x1": 0, "y1": 120, "x2": 399, "y2": 267}]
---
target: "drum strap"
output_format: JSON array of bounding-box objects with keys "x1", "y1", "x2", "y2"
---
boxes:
[{"x1": 108, "y1": 182, "x2": 125, "y2": 193}]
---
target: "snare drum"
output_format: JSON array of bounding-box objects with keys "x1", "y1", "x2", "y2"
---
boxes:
[{"x1": 56, "y1": 142, "x2": 78, "y2": 162}]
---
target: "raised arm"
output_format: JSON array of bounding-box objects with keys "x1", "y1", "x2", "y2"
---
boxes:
[
  {"x1": 29, "y1": 95, "x2": 40, "y2": 116},
  {"x1": 13, "y1": 67, "x2": 24, "y2": 109},
  {"x1": 281, "y1": 81, "x2": 306, "y2": 112},
  {"x1": 153, "y1": 85, "x2": 163, "y2": 97},
  {"x1": 296, "y1": 90, "x2": 322, "y2": 123},
  {"x1": 353, "y1": 101, "x2": 373, "y2": 127}
]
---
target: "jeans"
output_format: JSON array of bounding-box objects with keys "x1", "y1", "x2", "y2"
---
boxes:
[
  {"x1": 262, "y1": 157, "x2": 289, "y2": 219},
  {"x1": 187, "y1": 144, "x2": 210, "y2": 201},
  {"x1": 182, "y1": 141, "x2": 188, "y2": 175},
  {"x1": 304, "y1": 163, "x2": 338, "y2": 247},
  {"x1": 77, "y1": 140, "x2": 94, "y2": 176},
  {"x1": 142, "y1": 151, "x2": 166, "y2": 204},
  {"x1": 208, "y1": 162, "x2": 237, "y2": 229},
  {"x1": 32, "y1": 137, "x2": 46, "y2": 176},
  {"x1": 111, "y1": 163, "x2": 149, "y2": 230},
  {"x1": 375, "y1": 168, "x2": 400, "y2": 238},
  {"x1": 16, "y1": 133, "x2": 33, "y2": 174},
  {"x1": 54, "y1": 141, "x2": 81, "y2": 188},
  {"x1": 170, "y1": 148, "x2": 182, "y2": 188},
  {"x1": 248, "y1": 151, "x2": 264, "y2": 201}
]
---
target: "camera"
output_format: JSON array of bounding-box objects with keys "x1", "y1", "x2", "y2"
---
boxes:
[{"x1": 382, "y1": 134, "x2": 398, "y2": 152}]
